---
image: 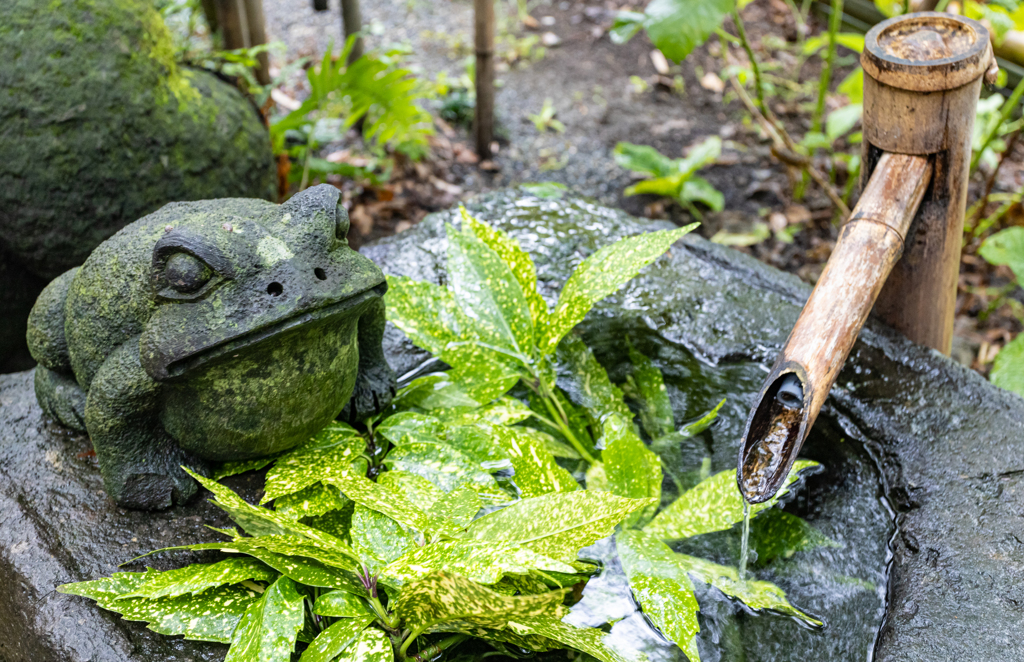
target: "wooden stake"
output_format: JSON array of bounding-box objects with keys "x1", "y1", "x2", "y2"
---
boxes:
[
  {"x1": 340, "y1": 0, "x2": 364, "y2": 63},
  {"x1": 242, "y1": 0, "x2": 271, "y2": 85},
  {"x1": 211, "y1": 0, "x2": 270, "y2": 85},
  {"x1": 474, "y1": 0, "x2": 495, "y2": 160}
]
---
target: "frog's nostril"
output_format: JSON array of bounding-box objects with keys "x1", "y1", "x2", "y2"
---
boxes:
[
  {"x1": 314, "y1": 268, "x2": 327, "y2": 281},
  {"x1": 267, "y1": 282, "x2": 283, "y2": 296}
]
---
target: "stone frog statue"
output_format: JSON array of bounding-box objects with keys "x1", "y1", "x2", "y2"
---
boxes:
[{"x1": 26, "y1": 185, "x2": 395, "y2": 510}]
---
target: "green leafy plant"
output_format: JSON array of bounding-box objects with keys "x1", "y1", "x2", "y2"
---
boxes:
[
  {"x1": 979, "y1": 227, "x2": 1024, "y2": 397},
  {"x1": 528, "y1": 98, "x2": 565, "y2": 133},
  {"x1": 613, "y1": 137, "x2": 724, "y2": 219},
  {"x1": 62, "y1": 206, "x2": 829, "y2": 661}
]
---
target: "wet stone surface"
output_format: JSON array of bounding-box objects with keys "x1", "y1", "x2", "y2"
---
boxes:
[{"x1": 2, "y1": 188, "x2": 1023, "y2": 661}]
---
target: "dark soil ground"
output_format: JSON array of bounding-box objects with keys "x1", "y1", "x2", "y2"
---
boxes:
[{"x1": 261, "y1": 0, "x2": 1024, "y2": 374}]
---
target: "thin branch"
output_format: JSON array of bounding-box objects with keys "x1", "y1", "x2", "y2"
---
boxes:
[
  {"x1": 812, "y1": 0, "x2": 844, "y2": 133},
  {"x1": 970, "y1": 129, "x2": 1020, "y2": 230},
  {"x1": 731, "y1": 8, "x2": 765, "y2": 111}
]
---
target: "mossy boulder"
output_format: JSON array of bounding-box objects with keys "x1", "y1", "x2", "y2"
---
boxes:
[{"x1": 0, "y1": 0, "x2": 276, "y2": 281}]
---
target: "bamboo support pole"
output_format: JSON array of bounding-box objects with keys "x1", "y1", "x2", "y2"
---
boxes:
[
  {"x1": 211, "y1": 0, "x2": 270, "y2": 85},
  {"x1": 738, "y1": 13, "x2": 992, "y2": 503},
  {"x1": 474, "y1": 0, "x2": 495, "y2": 160},
  {"x1": 242, "y1": 0, "x2": 271, "y2": 85},
  {"x1": 340, "y1": 0, "x2": 364, "y2": 63}
]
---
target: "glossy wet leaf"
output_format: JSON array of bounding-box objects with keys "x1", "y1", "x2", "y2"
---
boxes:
[
  {"x1": 992, "y1": 333, "x2": 1024, "y2": 397},
  {"x1": 60, "y1": 573, "x2": 259, "y2": 644},
  {"x1": 446, "y1": 222, "x2": 534, "y2": 361},
  {"x1": 465, "y1": 490, "x2": 657, "y2": 562},
  {"x1": 382, "y1": 538, "x2": 575, "y2": 586},
  {"x1": 508, "y1": 615, "x2": 642, "y2": 662},
  {"x1": 675, "y1": 553, "x2": 820, "y2": 625},
  {"x1": 378, "y1": 471, "x2": 444, "y2": 510},
  {"x1": 444, "y1": 424, "x2": 514, "y2": 470},
  {"x1": 392, "y1": 374, "x2": 481, "y2": 412},
  {"x1": 325, "y1": 465, "x2": 446, "y2": 534},
  {"x1": 678, "y1": 398, "x2": 725, "y2": 437},
  {"x1": 225, "y1": 576, "x2": 306, "y2": 662},
  {"x1": 464, "y1": 210, "x2": 550, "y2": 331},
  {"x1": 602, "y1": 414, "x2": 662, "y2": 527},
  {"x1": 214, "y1": 456, "x2": 277, "y2": 480},
  {"x1": 616, "y1": 529, "x2": 701, "y2": 661},
  {"x1": 298, "y1": 617, "x2": 374, "y2": 662},
  {"x1": 120, "y1": 558, "x2": 277, "y2": 599},
  {"x1": 275, "y1": 483, "x2": 350, "y2": 520},
  {"x1": 625, "y1": 343, "x2": 674, "y2": 438},
  {"x1": 643, "y1": 460, "x2": 819, "y2": 542},
  {"x1": 384, "y1": 442, "x2": 507, "y2": 503},
  {"x1": 313, "y1": 590, "x2": 373, "y2": 618},
  {"x1": 557, "y1": 335, "x2": 633, "y2": 421},
  {"x1": 351, "y1": 505, "x2": 418, "y2": 571},
  {"x1": 750, "y1": 509, "x2": 838, "y2": 565},
  {"x1": 541, "y1": 225, "x2": 696, "y2": 354},
  {"x1": 491, "y1": 424, "x2": 579, "y2": 498},
  {"x1": 444, "y1": 345, "x2": 523, "y2": 404},
  {"x1": 428, "y1": 484, "x2": 483, "y2": 526},
  {"x1": 393, "y1": 572, "x2": 567, "y2": 631},
  {"x1": 187, "y1": 470, "x2": 357, "y2": 552},
  {"x1": 433, "y1": 396, "x2": 535, "y2": 426},
  {"x1": 262, "y1": 423, "x2": 365, "y2": 503},
  {"x1": 517, "y1": 427, "x2": 581, "y2": 459},
  {"x1": 235, "y1": 546, "x2": 363, "y2": 592},
  {"x1": 334, "y1": 625, "x2": 393, "y2": 662},
  {"x1": 375, "y1": 412, "x2": 446, "y2": 445},
  {"x1": 384, "y1": 276, "x2": 463, "y2": 356}
]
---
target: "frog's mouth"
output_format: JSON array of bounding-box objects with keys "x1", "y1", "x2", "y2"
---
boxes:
[{"x1": 160, "y1": 282, "x2": 387, "y2": 381}]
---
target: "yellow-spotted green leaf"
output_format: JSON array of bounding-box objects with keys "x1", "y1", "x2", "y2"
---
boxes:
[
  {"x1": 675, "y1": 553, "x2": 820, "y2": 625},
  {"x1": 517, "y1": 428, "x2": 581, "y2": 459},
  {"x1": 643, "y1": 461, "x2": 819, "y2": 542},
  {"x1": 433, "y1": 396, "x2": 535, "y2": 427},
  {"x1": 444, "y1": 345, "x2": 524, "y2": 403},
  {"x1": 313, "y1": 590, "x2": 373, "y2": 618},
  {"x1": 392, "y1": 374, "x2": 481, "y2": 412},
  {"x1": 393, "y1": 572, "x2": 568, "y2": 632},
  {"x1": 507, "y1": 615, "x2": 642, "y2": 662},
  {"x1": 213, "y1": 456, "x2": 278, "y2": 480},
  {"x1": 325, "y1": 465, "x2": 448, "y2": 534},
  {"x1": 299, "y1": 616, "x2": 375, "y2": 662},
  {"x1": 237, "y1": 546, "x2": 364, "y2": 592},
  {"x1": 225, "y1": 576, "x2": 306, "y2": 662},
  {"x1": 274, "y1": 483, "x2": 350, "y2": 520},
  {"x1": 383, "y1": 442, "x2": 508, "y2": 504},
  {"x1": 444, "y1": 425, "x2": 513, "y2": 470},
  {"x1": 375, "y1": 412, "x2": 445, "y2": 445},
  {"x1": 557, "y1": 335, "x2": 633, "y2": 421},
  {"x1": 678, "y1": 398, "x2": 725, "y2": 438},
  {"x1": 378, "y1": 471, "x2": 443, "y2": 510},
  {"x1": 446, "y1": 222, "x2": 534, "y2": 361},
  {"x1": 465, "y1": 490, "x2": 657, "y2": 562},
  {"x1": 59, "y1": 573, "x2": 260, "y2": 644},
  {"x1": 541, "y1": 225, "x2": 695, "y2": 354},
  {"x1": 992, "y1": 333, "x2": 1024, "y2": 398},
  {"x1": 463, "y1": 209, "x2": 550, "y2": 332},
  {"x1": 351, "y1": 504, "x2": 418, "y2": 571},
  {"x1": 186, "y1": 470, "x2": 357, "y2": 553},
  {"x1": 616, "y1": 529, "x2": 701, "y2": 661},
  {"x1": 749, "y1": 509, "x2": 839, "y2": 566},
  {"x1": 119, "y1": 558, "x2": 277, "y2": 599},
  {"x1": 262, "y1": 423, "x2": 364, "y2": 503},
  {"x1": 334, "y1": 625, "x2": 392, "y2": 662},
  {"x1": 381, "y1": 539, "x2": 576, "y2": 586},
  {"x1": 491, "y1": 425, "x2": 579, "y2": 498},
  {"x1": 624, "y1": 343, "x2": 675, "y2": 438},
  {"x1": 384, "y1": 275, "x2": 463, "y2": 356},
  {"x1": 428, "y1": 484, "x2": 483, "y2": 526},
  {"x1": 602, "y1": 414, "x2": 661, "y2": 527}
]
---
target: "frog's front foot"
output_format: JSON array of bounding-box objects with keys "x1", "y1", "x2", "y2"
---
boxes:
[
  {"x1": 116, "y1": 443, "x2": 208, "y2": 510},
  {"x1": 341, "y1": 359, "x2": 396, "y2": 423}
]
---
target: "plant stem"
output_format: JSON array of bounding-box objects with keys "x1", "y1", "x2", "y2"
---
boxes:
[
  {"x1": 812, "y1": 0, "x2": 844, "y2": 133},
  {"x1": 537, "y1": 380, "x2": 597, "y2": 464},
  {"x1": 411, "y1": 634, "x2": 471, "y2": 661},
  {"x1": 399, "y1": 627, "x2": 426, "y2": 659},
  {"x1": 731, "y1": 8, "x2": 765, "y2": 112},
  {"x1": 972, "y1": 76, "x2": 1024, "y2": 173},
  {"x1": 970, "y1": 129, "x2": 1020, "y2": 229},
  {"x1": 973, "y1": 188, "x2": 1024, "y2": 237},
  {"x1": 369, "y1": 596, "x2": 400, "y2": 630}
]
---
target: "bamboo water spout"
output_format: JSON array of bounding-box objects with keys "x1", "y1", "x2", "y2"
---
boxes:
[{"x1": 738, "y1": 12, "x2": 994, "y2": 503}]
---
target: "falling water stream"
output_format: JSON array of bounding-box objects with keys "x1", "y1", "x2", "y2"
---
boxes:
[{"x1": 738, "y1": 501, "x2": 751, "y2": 581}]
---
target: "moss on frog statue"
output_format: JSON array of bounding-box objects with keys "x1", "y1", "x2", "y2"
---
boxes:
[
  {"x1": 26, "y1": 185, "x2": 396, "y2": 510},
  {"x1": 0, "y1": 0, "x2": 276, "y2": 281}
]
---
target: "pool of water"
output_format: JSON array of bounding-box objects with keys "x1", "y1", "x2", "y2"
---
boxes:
[{"x1": 564, "y1": 325, "x2": 895, "y2": 662}]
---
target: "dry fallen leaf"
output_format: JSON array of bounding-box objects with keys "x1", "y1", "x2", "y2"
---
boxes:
[
  {"x1": 699, "y1": 72, "x2": 725, "y2": 94},
  {"x1": 650, "y1": 49, "x2": 670, "y2": 75}
]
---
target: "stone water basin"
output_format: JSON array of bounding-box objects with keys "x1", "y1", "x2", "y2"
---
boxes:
[{"x1": 1, "y1": 188, "x2": 1022, "y2": 661}]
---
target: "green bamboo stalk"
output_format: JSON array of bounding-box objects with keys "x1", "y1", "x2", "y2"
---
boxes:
[{"x1": 812, "y1": 0, "x2": 844, "y2": 133}]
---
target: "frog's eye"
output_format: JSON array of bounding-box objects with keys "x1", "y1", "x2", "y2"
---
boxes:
[
  {"x1": 164, "y1": 252, "x2": 212, "y2": 293},
  {"x1": 335, "y1": 203, "x2": 350, "y2": 243}
]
